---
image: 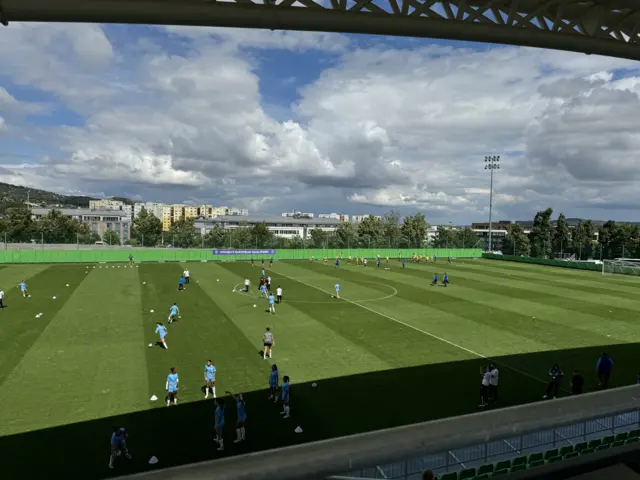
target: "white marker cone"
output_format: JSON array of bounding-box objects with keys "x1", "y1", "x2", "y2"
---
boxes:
[
  {"x1": 294, "y1": 426, "x2": 303, "y2": 433},
  {"x1": 150, "y1": 395, "x2": 158, "y2": 401},
  {"x1": 52, "y1": 296, "x2": 56, "y2": 300},
  {"x1": 150, "y1": 309, "x2": 154, "y2": 313},
  {"x1": 149, "y1": 456, "x2": 158, "y2": 464}
]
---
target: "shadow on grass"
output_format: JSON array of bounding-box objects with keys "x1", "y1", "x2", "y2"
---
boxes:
[{"x1": 2, "y1": 343, "x2": 639, "y2": 479}]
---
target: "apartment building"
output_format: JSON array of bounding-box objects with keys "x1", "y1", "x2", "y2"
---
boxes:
[{"x1": 31, "y1": 208, "x2": 131, "y2": 244}]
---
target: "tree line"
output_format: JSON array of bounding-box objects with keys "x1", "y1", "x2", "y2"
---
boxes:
[{"x1": 500, "y1": 208, "x2": 640, "y2": 260}]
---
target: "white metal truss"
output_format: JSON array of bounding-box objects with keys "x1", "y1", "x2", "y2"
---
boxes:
[{"x1": 3, "y1": 0, "x2": 640, "y2": 60}]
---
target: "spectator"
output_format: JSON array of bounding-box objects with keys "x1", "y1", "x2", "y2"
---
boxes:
[
  {"x1": 422, "y1": 470, "x2": 435, "y2": 480},
  {"x1": 479, "y1": 366, "x2": 491, "y2": 408},
  {"x1": 544, "y1": 364, "x2": 564, "y2": 399},
  {"x1": 489, "y1": 364, "x2": 499, "y2": 403},
  {"x1": 596, "y1": 352, "x2": 613, "y2": 387},
  {"x1": 571, "y1": 370, "x2": 584, "y2": 395}
]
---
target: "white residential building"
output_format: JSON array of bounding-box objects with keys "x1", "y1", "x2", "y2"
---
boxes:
[
  {"x1": 351, "y1": 214, "x2": 382, "y2": 223},
  {"x1": 194, "y1": 215, "x2": 340, "y2": 239},
  {"x1": 281, "y1": 211, "x2": 314, "y2": 218},
  {"x1": 134, "y1": 202, "x2": 165, "y2": 220},
  {"x1": 319, "y1": 213, "x2": 349, "y2": 222},
  {"x1": 228, "y1": 207, "x2": 249, "y2": 216},
  {"x1": 90, "y1": 199, "x2": 133, "y2": 222}
]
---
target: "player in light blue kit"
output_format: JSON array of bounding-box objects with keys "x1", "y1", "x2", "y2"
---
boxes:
[
  {"x1": 155, "y1": 322, "x2": 168, "y2": 349},
  {"x1": 280, "y1": 375, "x2": 291, "y2": 419},
  {"x1": 268, "y1": 293, "x2": 275, "y2": 314},
  {"x1": 214, "y1": 398, "x2": 225, "y2": 451},
  {"x1": 333, "y1": 283, "x2": 340, "y2": 299},
  {"x1": 168, "y1": 303, "x2": 180, "y2": 323},
  {"x1": 226, "y1": 392, "x2": 247, "y2": 443},
  {"x1": 166, "y1": 367, "x2": 179, "y2": 407},
  {"x1": 260, "y1": 283, "x2": 267, "y2": 298},
  {"x1": 204, "y1": 360, "x2": 216, "y2": 399},
  {"x1": 431, "y1": 273, "x2": 438, "y2": 286},
  {"x1": 268, "y1": 364, "x2": 279, "y2": 401},
  {"x1": 109, "y1": 427, "x2": 131, "y2": 469},
  {"x1": 18, "y1": 280, "x2": 29, "y2": 298}
]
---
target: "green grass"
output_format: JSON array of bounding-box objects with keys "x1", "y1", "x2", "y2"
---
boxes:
[{"x1": 1, "y1": 258, "x2": 640, "y2": 478}]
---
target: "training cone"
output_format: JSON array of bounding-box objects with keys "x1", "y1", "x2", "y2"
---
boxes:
[
  {"x1": 149, "y1": 456, "x2": 158, "y2": 464},
  {"x1": 150, "y1": 395, "x2": 158, "y2": 401},
  {"x1": 66, "y1": 284, "x2": 69, "y2": 287},
  {"x1": 150, "y1": 309, "x2": 154, "y2": 313},
  {"x1": 295, "y1": 426, "x2": 303, "y2": 433},
  {"x1": 52, "y1": 296, "x2": 56, "y2": 300}
]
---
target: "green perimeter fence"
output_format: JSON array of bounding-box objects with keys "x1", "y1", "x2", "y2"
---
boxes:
[
  {"x1": 483, "y1": 253, "x2": 602, "y2": 271},
  {"x1": 0, "y1": 248, "x2": 482, "y2": 264}
]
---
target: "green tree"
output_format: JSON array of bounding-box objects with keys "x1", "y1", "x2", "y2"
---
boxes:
[
  {"x1": 433, "y1": 226, "x2": 456, "y2": 248},
  {"x1": 36, "y1": 208, "x2": 79, "y2": 243},
  {"x1": 401, "y1": 214, "x2": 428, "y2": 248},
  {"x1": 455, "y1": 227, "x2": 480, "y2": 248},
  {"x1": 203, "y1": 225, "x2": 229, "y2": 248},
  {"x1": 2, "y1": 204, "x2": 35, "y2": 242},
  {"x1": 289, "y1": 235, "x2": 306, "y2": 249},
  {"x1": 310, "y1": 228, "x2": 328, "y2": 248},
  {"x1": 251, "y1": 222, "x2": 274, "y2": 248},
  {"x1": 79, "y1": 231, "x2": 101, "y2": 244},
  {"x1": 231, "y1": 226, "x2": 252, "y2": 249},
  {"x1": 382, "y1": 210, "x2": 401, "y2": 247},
  {"x1": 553, "y1": 213, "x2": 571, "y2": 256},
  {"x1": 169, "y1": 218, "x2": 196, "y2": 248},
  {"x1": 573, "y1": 220, "x2": 595, "y2": 259},
  {"x1": 334, "y1": 221, "x2": 358, "y2": 248},
  {"x1": 102, "y1": 229, "x2": 121, "y2": 245},
  {"x1": 529, "y1": 208, "x2": 553, "y2": 258},
  {"x1": 132, "y1": 208, "x2": 162, "y2": 247},
  {"x1": 502, "y1": 223, "x2": 530, "y2": 256},
  {"x1": 357, "y1": 216, "x2": 385, "y2": 247}
]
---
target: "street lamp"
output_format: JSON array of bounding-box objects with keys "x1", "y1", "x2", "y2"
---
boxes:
[{"x1": 484, "y1": 155, "x2": 500, "y2": 252}]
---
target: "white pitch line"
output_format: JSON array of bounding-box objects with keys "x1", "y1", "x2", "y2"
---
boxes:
[{"x1": 273, "y1": 269, "x2": 555, "y2": 388}]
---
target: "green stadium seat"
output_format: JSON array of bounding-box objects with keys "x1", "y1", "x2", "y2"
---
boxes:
[
  {"x1": 574, "y1": 442, "x2": 587, "y2": 453},
  {"x1": 615, "y1": 432, "x2": 628, "y2": 442},
  {"x1": 581, "y1": 448, "x2": 595, "y2": 455},
  {"x1": 587, "y1": 439, "x2": 601, "y2": 449},
  {"x1": 564, "y1": 452, "x2": 579, "y2": 459},
  {"x1": 629, "y1": 429, "x2": 640, "y2": 439},
  {"x1": 596, "y1": 444, "x2": 610, "y2": 452},
  {"x1": 492, "y1": 470, "x2": 508, "y2": 477},
  {"x1": 512, "y1": 456, "x2": 526, "y2": 468},
  {"x1": 472, "y1": 475, "x2": 489, "y2": 480},
  {"x1": 559, "y1": 445, "x2": 574, "y2": 456},
  {"x1": 460, "y1": 468, "x2": 476, "y2": 480},
  {"x1": 529, "y1": 459, "x2": 544, "y2": 468},
  {"x1": 477, "y1": 464, "x2": 493, "y2": 476},
  {"x1": 544, "y1": 448, "x2": 559, "y2": 460},
  {"x1": 546, "y1": 456, "x2": 562, "y2": 464},
  {"x1": 528, "y1": 452, "x2": 543, "y2": 463},
  {"x1": 612, "y1": 440, "x2": 625, "y2": 448},
  {"x1": 495, "y1": 460, "x2": 511, "y2": 471},
  {"x1": 510, "y1": 465, "x2": 527, "y2": 473},
  {"x1": 626, "y1": 437, "x2": 639, "y2": 445},
  {"x1": 440, "y1": 473, "x2": 457, "y2": 480},
  {"x1": 602, "y1": 435, "x2": 614, "y2": 445}
]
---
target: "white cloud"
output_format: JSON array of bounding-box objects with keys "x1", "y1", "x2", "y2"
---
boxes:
[{"x1": 1, "y1": 23, "x2": 640, "y2": 222}]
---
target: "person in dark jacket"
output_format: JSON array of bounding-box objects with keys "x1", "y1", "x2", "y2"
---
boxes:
[
  {"x1": 597, "y1": 353, "x2": 613, "y2": 387},
  {"x1": 571, "y1": 370, "x2": 584, "y2": 395},
  {"x1": 544, "y1": 364, "x2": 564, "y2": 399}
]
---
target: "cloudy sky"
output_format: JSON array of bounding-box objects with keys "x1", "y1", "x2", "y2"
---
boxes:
[{"x1": 1, "y1": 23, "x2": 640, "y2": 224}]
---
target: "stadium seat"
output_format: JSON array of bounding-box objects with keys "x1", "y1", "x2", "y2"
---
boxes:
[
  {"x1": 529, "y1": 459, "x2": 545, "y2": 468},
  {"x1": 440, "y1": 473, "x2": 457, "y2": 480},
  {"x1": 612, "y1": 440, "x2": 625, "y2": 448},
  {"x1": 528, "y1": 452, "x2": 543, "y2": 463},
  {"x1": 596, "y1": 444, "x2": 610, "y2": 452},
  {"x1": 512, "y1": 456, "x2": 526, "y2": 468},
  {"x1": 574, "y1": 442, "x2": 587, "y2": 453},
  {"x1": 546, "y1": 456, "x2": 562, "y2": 464},
  {"x1": 510, "y1": 465, "x2": 527, "y2": 473},
  {"x1": 563, "y1": 452, "x2": 579, "y2": 460},
  {"x1": 492, "y1": 470, "x2": 508, "y2": 477},
  {"x1": 477, "y1": 464, "x2": 493, "y2": 476},
  {"x1": 601, "y1": 435, "x2": 614, "y2": 446},
  {"x1": 615, "y1": 432, "x2": 628, "y2": 442},
  {"x1": 587, "y1": 439, "x2": 601, "y2": 449},
  {"x1": 629, "y1": 429, "x2": 640, "y2": 439},
  {"x1": 544, "y1": 448, "x2": 559, "y2": 460},
  {"x1": 495, "y1": 460, "x2": 510, "y2": 471},
  {"x1": 459, "y1": 468, "x2": 476, "y2": 480},
  {"x1": 581, "y1": 448, "x2": 595, "y2": 455},
  {"x1": 559, "y1": 445, "x2": 574, "y2": 456},
  {"x1": 626, "y1": 437, "x2": 639, "y2": 445},
  {"x1": 472, "y1": 475, "x2": 489, "y2": 480}
]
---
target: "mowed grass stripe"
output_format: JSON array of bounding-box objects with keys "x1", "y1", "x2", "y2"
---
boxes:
[
  {"x1": 0, "y1": 265, "x2": 106, "y2": 435},
  {"x1": 139, "y1": 263, "x2": 267, "y2": 402},
  {"x1": 0, "y1": 264, "x2": 77, "y2": 390},
  {"x1": 271, "y1": 261, "x2": 473, "y2": 369},
  {"x1": 194, "y1": 262, "x2": 393, "y2": 384},
  {"x1": 294, "y1": 261, "x2": 609, "y2": 351},
  {"x1": 453, "y1": 260, "x2": 640, "y2": 297}
]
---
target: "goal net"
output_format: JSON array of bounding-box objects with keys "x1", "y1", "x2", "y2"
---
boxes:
[{"x1": 602, "y1": 259, "x2": 640, "y2": 276}]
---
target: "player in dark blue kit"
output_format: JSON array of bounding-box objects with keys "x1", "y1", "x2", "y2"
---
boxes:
[
  {"x1": 377, "y1": 258, "x2": 381, "y2": 268},
  {"x1": 268, "y1": 364, "x2": 279, "y2": 401},
  {"x1": 335, "y1": 257, "x2": 340, "y2": 268},
  {"x1": 443, "y1": 273, "x2": 449, "y2": 287},
  {"x1": 109, "y1": 427, "x2": 132, "y2": 469},
  {"x1": 402, "y1": 258, "x2": 406, "y2": 269},
  {"x1": 431, "y1": 273, "x2": 438, "y2": 286}
]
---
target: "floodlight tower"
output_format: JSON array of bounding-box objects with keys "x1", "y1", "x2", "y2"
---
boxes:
[{"x1": 484, "y1": 155, "x2": 500, "y2": 252}]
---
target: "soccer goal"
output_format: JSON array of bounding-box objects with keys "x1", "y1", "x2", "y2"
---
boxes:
[{"x1": 602, "y1": 259, "x2": 640, "y2": 276}]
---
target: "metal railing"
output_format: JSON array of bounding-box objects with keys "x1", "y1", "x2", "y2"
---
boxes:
[{"x1": 344, "y1": 410, "x2": 640, "y2": 480}]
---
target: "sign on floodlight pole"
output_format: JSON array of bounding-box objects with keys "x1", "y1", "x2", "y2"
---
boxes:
[{"x1": 484, "y1": 156, "x2": 500, "y2": 252}]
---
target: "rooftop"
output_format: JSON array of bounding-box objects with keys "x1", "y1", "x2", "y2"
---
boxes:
[
  {"x1": 197, "y1": 215, "x2": 342, "y2": 226},
  {"x1": 31, "y1": 208, "x2": 128, "y2": 217}
]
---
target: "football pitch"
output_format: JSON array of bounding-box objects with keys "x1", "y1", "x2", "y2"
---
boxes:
[{"x1": 1, "y1": 258, "x2": 640, "y2": 479}]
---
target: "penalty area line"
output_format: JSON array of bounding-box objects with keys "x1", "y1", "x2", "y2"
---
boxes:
[{"x1": 272, "y1": 269, "x2": 556, "y2": 389}]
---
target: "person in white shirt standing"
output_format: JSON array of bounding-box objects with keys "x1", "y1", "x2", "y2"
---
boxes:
[
  {"x1": 244, "y1": 279, "x2": 250, "y2": 293},
  {"x1": 276, "y1": 286, "x2": 282, "y2": 304},
  {"x1": 266, "y1": 276, "x2": 272, "y2": 293},
  {"x1": 479, "y1": 366, "x2": 491, "y2": 408},
  {"x1": 183, "y1": 269, "x2": 190, "y2": 285},
  {"x1": 0, "y1": 288, "x2": 4, "y2": 308},
  {"x1": 489, "y1": 364, "x2": 499, "y2": 403}
]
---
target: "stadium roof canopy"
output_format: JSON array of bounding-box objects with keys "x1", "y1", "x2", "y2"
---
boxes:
[{"x1": 3, "y1": 0, "x2": 640, "y2": 60}]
